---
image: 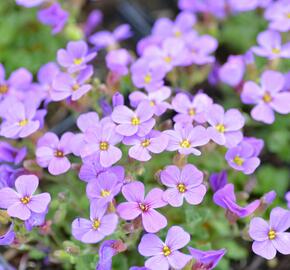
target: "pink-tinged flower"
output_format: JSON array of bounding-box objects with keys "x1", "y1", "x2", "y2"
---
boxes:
[
  {"x1": 57, "y1": 41, "x2": 96, "y2": 73},
  {"x1": 131, "y1": 58, "x2": 167, "y2": 92},
  {"x1": 89, "y1": 24, "x2": 132, "y2": 50},
  {"x1": 123, "y1": 131, "x2": 169, "y2": 161},
  {"x1": 213, "y1": 184, "x2": 260, "y2": 220},
  {"x1": 160, "y1": 164, "x2": 206, "y2": 207},
  {"x1": 106, "y1": 48, "x2": 132, "y2": 76},
  {"x1": 51, "y1": 66, "x2": 93, "y2": 101},
  {"x1": 188, "y1": 247, "x2": 226, "y2": 270},
  {"x1": 138, "y1": 226, "x2": 191, "y2": 270},
  {"x1": 218, "y1": 55, "x2": 245, "y2": 87},
  {"x1": 0, "y1": 142, "x2": 26, "y2": 165},
  {"x1": 86, "y1": 172, "x2": 122, "y2": 203},
  {"x1": 241, "y1": 70, "x2": 290, "y2": 124},
  {"x1": 36, "y1": 132, "x2": 73, "y2": 175},
  {"x1": 286, "y1": 192, "x2": 290, "y2": 208},
  {"x1": 37, "y1": 2, "x2": 68, "y2": 34},
  {"x1": 72, "y1": 201, "x2": 118, "y2": 244},
  {"x1": 265, "y1": 0, "x2": 290, "y2": 32},
  {"x1": 111, "y1": 102, "x2": 155, "y2": 137},
  {"x1": 172, "y1": 92, "x2": 213, "y2": 124},
  {"x1": 0, "y1": 175, "x2": 51, "y2": 221},
  {"x1": 252, "y1": 30, "x2": 290, "y2": 59},
  {"x1": 16, "y1": 0, "x2": 44, "y2": 7},
  {"x1": 0, "y1": 223, "x2": 15, "y2": 245},
  {"x1": 164, "y1": 123, "x2": 209, "y2": 156},
  {"x1": 209, "y1": 170, "x2": 228, "y2": 192},
  {"x1": 206, "y1": 104, "x2": 245, "y2": 148},
  {"x1": 117, "y1": 181, "x2": 167, "y2": 233},
  {"x1": 81, "y1": 122, "x2": 123, "y2": 168},
  {"x1": 225, "y1": 141, "x2": 261, "y2": 175},
  {"x1": 129, "y1": 87, "x2": 171, "y2": 116},
  {"x1": 0, "y1": 99, "x2": 41, "y2": 139},
  {"x1": 249, "y1": 207, "x2": 290, "y2": 260},
  {"x1": 184, "y1": 33, "x2": 218, "y2": 65}
]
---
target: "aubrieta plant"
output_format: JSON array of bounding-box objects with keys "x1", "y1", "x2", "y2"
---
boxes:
[{"x1": 0, "y1": 0, "x2": 290, "y2": 269}]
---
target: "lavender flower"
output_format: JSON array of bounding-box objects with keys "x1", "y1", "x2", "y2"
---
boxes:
[
  {"x1": 241, "y1": 70, "x2": 290, "y2": 124},
  {"x1": 16, "y1": 0, "x2": 44, "y2": 7},
  {"x1": 252, "y1": 30, "x2": 290, "y2": 59},
  {"x1": 72, "y1": 201, "x2": 118, "y2": 244},
  {"x1": 138, "y1": 226, "x2": 191, "y2": 270},
  {"x1": 117, "y1": 181, "x2": 167, "y2": 233},
  {"x1": 123, "y1": 131, "x2": 169, "y2": 162},
  {"x1": 209, "y1": 170, "x2": 228, "y2": 192},
  {"x1": 84, "y1": 10, "x2": 103, "y2": 37},
  {"x1": 249, "y1": 207, "x2": 290, "y2": 259},
  {"x1": 0, "y1": 142, "x2": 26, "y2": 164},
  {"x1": 25, "y1": 211, "x2": 47, "y2": 231},
  {"x1": 0, "y1": 224, "x2": 15, "y2": 245},
  {"x1": 111, "y1": 102, "x2": 155, "y2": 137},
  {"x1": 36, "y1": 132, "x2": 73, "y2": 175},
  {"x1": 106, "y1": 49, "x2": 132, "y2": 76},
  {"x1": 188, "y1": 247, "x2": 226, "y2": 270},
  {"x1": 164, "y1": 123, "x2": 209, "y2": 156},
  {"x1": 57, "y1": 41, "x2": 96, "y2": 73},
  {"x1": 213, "y1": 184, "x2": 260, "y2": 221},
  {"x1": 0, "y1": 175, "x2": 51, "y2": 220},
  {"x1": 160, "y1": 164, "x2": 206, "y2": 207},
  {"x1": 206, "y1": 104, "x2": 245, "y2": 148},
  {"x1": 286, "y1": 192, "x2": 290, "y2": 208}
]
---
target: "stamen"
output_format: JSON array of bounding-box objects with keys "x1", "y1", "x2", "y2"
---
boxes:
[
  {"x1": 268, "y1": 229, "x2": 276, "y2": 240},
  {"x1": 263, "y1": 92, "x2": 272, "y2": 103},
  {"x1": 101, "y1": 190, "x2": 110, "y2": 197},
  {"x1": 20, "y1": 196, "x2": 31, "y2": 204},
  {"x1": 180, "y1": 139, "x2": 191, "y2": 148},
  {"x1": 54, "y1": 150, "x2": 64, "y2": 158},
  {"x1": 92, "y1": 219, "x2": 101, "y2": 230},
  {"x1": 233, "y1": 156, "x2": 244, "y2": 166},
  {"x1": 18, "y1": 119, "x2": 28, "y2": 127},
  {"x1": 162, "y1": 245, "x2": 171, "y2": 256},
  {"x1": 188, "y1": 108, "x2": 195, "y2": 116},
  {"x1": 144, "y1": 74, "x2": 152, "y2": 84},
  {"x1": 177, "y1": 183, "x2": 186, "y2": 193},
  {"x1": 73, "y1": 58, "x2": 83, "y2": 65},
  {"x1": 215, "y1": 124, "x2": 225, "y2": 133},
  {"x1": 141, "y1": 139, "x2": 150, "y2": 147},
  {"x1": 139, "y1": 203, "x2": 149, "y2": 212},
  {"x1": 0, "y1": 84, "x2": 8, "y2": 94},
  {"x1": 131, "y1": 117, "x2": 140, "y2": 126},
  {"x1": 99, "y1": 141, "x2": 109, "y2": 151}
]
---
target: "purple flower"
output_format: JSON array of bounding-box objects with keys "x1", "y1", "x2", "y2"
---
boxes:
[
  {"x1": 160, "y1": 164, "x2": 206, "y2": 207},
  {"x1": 25, "y1": 211, "x2": 47, "y2": 231},
  {"x1": 37, "y1": 3, "x2": 68, "y2": 34},
  {"x1": 131, "y1": 58, "x2": 167, "y2": 92},
  {"x1": 129, "y1": 87, "x2": 171, "y2": 116},
  {"x1": 0, "y1": 99, "x2": 41, "y2": 138},
  {"x1": 218, "y1": 55, "x2": 245, "y2": 87},
  {"x1": 188, "y1": 247, "x2": 226, "y2": 270},
  {"x1": 130, "y1": 267, "x2": 149, "y2": 270},
  {"x1": 252, "y1": 30, "x2": 290, "y2": 59},
  {"x1": 84, "y1": 10, "x2": 103, "y2": 37},
  {"x1": 106, "y1": 49, "x2": 132, "y2": 76},
  {"x1": 16, "y1": 0, "x2": 44, "y2": 7},
  {"x1": 241, "y1": 70, "x2": 290, "y2": 124},
  {"x1": 265, "y1": 0, "x2": 290, "y2": 32},
  {"x1": 209, "y1": 170, "x2": 228, "y2": 192},
  {"x1": 286, "y1": 191, "x2": 290, "y2": 208},
  {"x1": 111, "y1": 102, "x2": 155, "y2": 137},
  {"x1": 0, "y1": 165, "x2": 24, "y2": 189},
  {"x1": 164, "y1": 123, "x2": 209, "y2": 156},
  {"x1": 138, "y1": 226, "x2": 191, "y2": 270},
  {"x1": 225, "y1": 141, "x2": 261, "y2": 175},
  {"x1": 0, "y1": 175, "x2": 51, "y2": 221},
  {"x1": 57, "y1": 41, "x2": 96, "y2": 73},
  {"x1": 243, "y1": 137, "x2": 264, "y2": 156},
  {"x1": 117, "y1": 181, "x2": 167, "y2": 233},
  {"x1": 72, "y1": 201, "x2": 118, "y2": 244},
  {"x1": 123, "y1": 131, "x2": 169, "y2": 162},
  {"x1": 89, "y1": 24, "x2": 132, "y2": 50},
  {"x1": 0, "y1": 224, "x2": 15, "y2": 245},
  {"x1": 206, "y1": 104, "x2": 245, "y2": 148},
  {"x1": 112, "y1": 92, "x2": 124, "y2": 107},
  {"x1": 36, "y1": 132, "x2": 73, "y2": 175},
  {"x1": 86, "y1": 172, "x2": 122, "y2": 203},
  {"x1": 0, "y1": 142, "x2": 26, "y2": 164},
  {"x1": 249, "y1": 207, "x2": 290, "y2": 260},
  {"x1": 81, "y1": 122, "x2": 123, "y2": 168},
  {"x1": 172, "y1": 92, "x2": 213, "y2": 124},
  {"x1": 51, "y1": 66, "x2": 93, "y2": 101},
  {"x1": 213, "y1": 184, "x2": 260, "y2": 220}
]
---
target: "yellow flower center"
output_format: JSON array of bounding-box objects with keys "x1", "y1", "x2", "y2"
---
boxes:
[
  {"x1": 272, "y1": 48, "x2": 281, "y2": 54},
  {"x1": 99, "y1": 141, "x2": 109, "y2": 151},
  {"x1": 131, "y1": 117, "x2": 140, "y2": 126},
  {"x1": 144, "y1": 74, "x2": 152, "y2": 84},
  {"x1": 180, "y1": 139, "x2": 191, "y2": 148},
  {"x1": 174, "y1": 30, "x2": 182, "y2": 37},
  {"x1": 233, "y1": 156, "x2": 244, "y2": 166},
  {"x1": 92, "y1": 219, "x2": 101, "y2": 230},
  {"x1": 177, "y1": 183, "x2": 186, "y2": 193},
  {"x1": 188, "y1": 108, "x2": 195, "y2": 116},
  {"x1": 141, "y1": 139, "x2": 150, "y2": 147},
  {"x1": 139, "y1": 203, "x2": 149, "y2": 212},
  {"x1": 54, "y1": 150, "x2": 64, "y2": 158},
  {"x1": 263, "y1": 92, "x2": 272, "y2": 103},
  {"x1": 101, "y1": 189, "x2": 111, "y2": 197},
  {"x1": 72, "y1": 84, "x2": 80, "y2": 91},
  {"x1": 268, "y1": 229, "x2": 276, "y2": 240},
  {"x1": 0, "y1": 84, "x2": 8, "y2": 94},
  {"x1": 18, "y1": 119, "x2": 28, "y2": 127},
  {"x1": 162, "y1": 245, "x2": 171, "y2": 256},
  {"x1": 73, "y1": 58, "x2": 83, "y2": 65},
  {"x1": 164, "y1": 56, "x2": 172, "y2": 63},
  {"x1": 215, "y1": 124, "x2": 225, "y2": 133},
  {"x1": 287, "y1": 12, "x2": 290, "y2": 19},
  {"x1": 20, "y1": 196, "x2": 31, "y2": 204},
  {"x1": 150, "y1": 100, "x2": 155, "y2": 107}
]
